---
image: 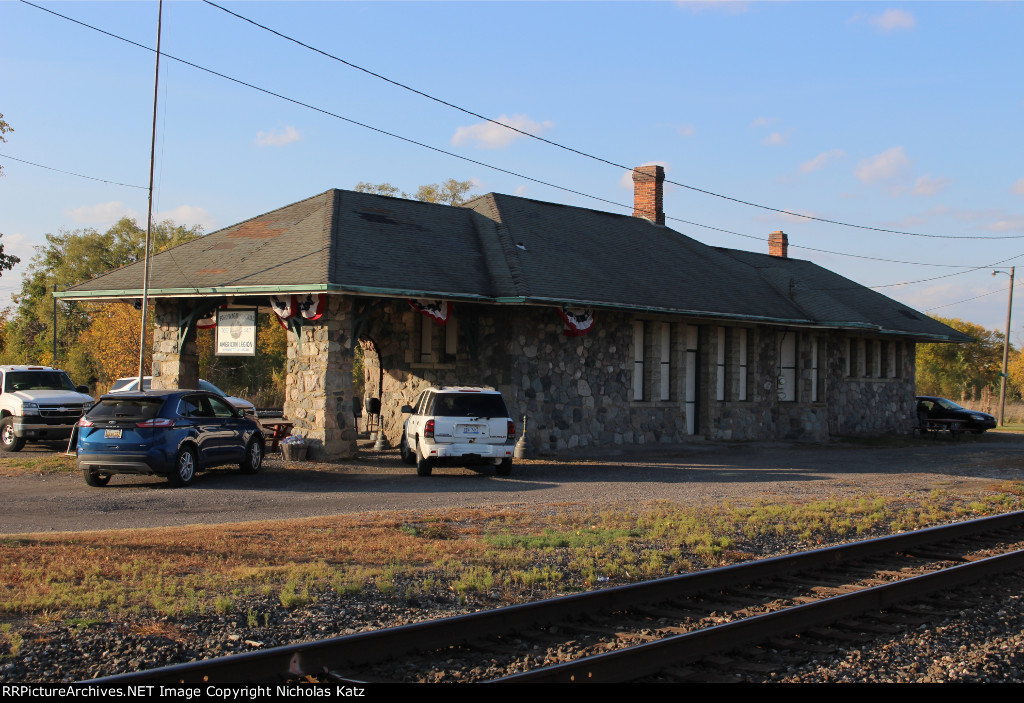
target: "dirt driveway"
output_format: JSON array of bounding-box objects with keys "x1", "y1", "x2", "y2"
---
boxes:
[{"x1": 2, "y1": 434, "x2": 1023, "y2": 534}]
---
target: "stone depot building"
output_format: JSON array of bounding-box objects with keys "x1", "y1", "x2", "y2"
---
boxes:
[{"x1": 61, "y1": 167, "x2": 968, "y2": 460}]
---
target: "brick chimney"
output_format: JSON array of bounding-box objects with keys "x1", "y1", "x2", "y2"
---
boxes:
[
  {"x1": 632, "y1": 165, "x2": 665, "y2": 225},
  {"x1": 769, "y1": 230, "x2": 789, "y2": 258}
]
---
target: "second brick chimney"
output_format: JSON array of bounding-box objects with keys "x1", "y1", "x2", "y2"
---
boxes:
[
  {"x1": 632, "y1": 165, "x2": 665, "y2": 225},
  {"x1": 769, "y1": 230, "x2": 789, "y2": 258}
]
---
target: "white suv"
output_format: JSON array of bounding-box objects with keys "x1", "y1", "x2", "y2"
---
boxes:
[
  {"x1": 0, "y1": 365, "x2": 94, "y2": 452},
  {"x1": 400, "y1": 387, "x2": 515, "y2": 476}
]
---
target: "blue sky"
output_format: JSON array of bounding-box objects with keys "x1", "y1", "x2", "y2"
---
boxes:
[{"x1": 2, "y1": 1, "x2": 1023, "y2": 336}]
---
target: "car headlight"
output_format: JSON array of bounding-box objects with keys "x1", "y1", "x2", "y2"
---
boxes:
[
  {"x1": 21, "y1": 402, "x2": 39, "y2": 416},
  {"x1": 970, "y1": 414, "x2": 988, "y2": 421}
]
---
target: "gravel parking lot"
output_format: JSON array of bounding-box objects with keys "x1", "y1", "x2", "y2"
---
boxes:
[{"x1": 2, "y1": 432, "x2": 1023, "y2": 534}]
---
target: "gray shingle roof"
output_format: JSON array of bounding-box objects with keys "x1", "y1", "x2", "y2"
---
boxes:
[{"x1": 61, "y1": 188, "x2": 969, "y2": 342}]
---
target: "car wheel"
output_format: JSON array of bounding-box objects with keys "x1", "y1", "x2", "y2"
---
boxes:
[
  {"x1": 168, "y1": 447, "x2": 197, "y2": 487},
  {"x1": 416, "y1": 447, "x2": 433, "y2": 477},
  {"x1": 0, "y1": 417, "x2": 25, "y2": 452},
  {"x1": 240, "y1": 437, "x2": 264, "y2": 474},
  {"x1": 496, "y1": 457, "x2": 512, "y2": 476},
  {"x1": 400, "y1": 431, "x2": 416, "y2": 465},
  {"x1": 82, "y1": 468, "x2": 111, "y2": 487}
]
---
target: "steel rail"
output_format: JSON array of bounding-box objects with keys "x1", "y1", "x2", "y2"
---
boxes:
[
  {"x1": 90, "y1": 510, "x2": 1024, "y2": 684},
  {"x1": 497, "y1": 547, "x2": 1024, "y2": 682}
]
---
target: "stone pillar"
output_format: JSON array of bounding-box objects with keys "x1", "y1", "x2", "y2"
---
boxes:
[
  {"x1": 284, "y1": 295, "x2": 357, "y2": 460},
  {"x1": 151, "y1": 300, "x2": 199, "y2": 390}
]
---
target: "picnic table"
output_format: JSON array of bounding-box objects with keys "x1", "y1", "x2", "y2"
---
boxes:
[{"x1": 260, "y1": 419, "x2": 294, "y2": 453}]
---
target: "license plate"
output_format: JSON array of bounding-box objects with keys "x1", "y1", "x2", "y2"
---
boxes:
[
  {"x1": 458, "y1": 425, "x2": 480, "y2": 435},
  {"x1": 104, "y1": 429, "x2": 122, "y2": 439}
]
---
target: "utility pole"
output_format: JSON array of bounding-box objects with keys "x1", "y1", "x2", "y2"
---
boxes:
[{"x1": 993, "y1": 266, "x2": 1015, "y2": 426}]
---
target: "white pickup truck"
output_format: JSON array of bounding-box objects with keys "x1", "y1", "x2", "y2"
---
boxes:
[{"x1": 0, "y1": 365, "x2": 94, "y2": 451}]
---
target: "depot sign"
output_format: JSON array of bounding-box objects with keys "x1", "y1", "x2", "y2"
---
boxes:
[{"x1": 216, "y1": 309, "x2": 257, "y2": 356}]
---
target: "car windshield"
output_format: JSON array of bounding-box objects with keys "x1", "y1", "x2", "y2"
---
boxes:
[
  {"x1": 4, "y1": 371, "x2": 77, "y2": 393},
  {"x1": 88, "y1": 397, "x2": 164, "y2": 422},
  {"x1": 933, "y1": 398, "x2": 965, "y2": 411},
  {"x1": 430, "y1": 393, "x2": 509, "y2": 418}
]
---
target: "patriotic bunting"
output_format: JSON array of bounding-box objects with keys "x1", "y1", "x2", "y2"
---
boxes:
[
  {"x1": 559, "y1": 307, "x2": 595, "y2": 337},
  {"x1": 407, "y1": 299, "x2": 453, "y2": 326}
]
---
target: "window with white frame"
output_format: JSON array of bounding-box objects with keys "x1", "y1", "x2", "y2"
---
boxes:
[
  {"x1": 419, "y1": 316, "x2": 434, "y2": 363},
  {"x1": 685, "y1": 325, "x2": 698, "y2": 435},
  {"x1": 738, "y1": 328, "x2": 748, "y2": 401},
  {"x1": 716, "y1": 327, "x2": 726, "y2": 401},
  {"x1": 778, "y1": 331, "x2": 797, "y2": 402},
  {"x1": 811, "y1": 336, "x2": 820, "y2": 402},
  {"x1": 632, "y1": 321, "x2": 645, "y2": 401},
  {"x1": 659, "y1": 322, "x2": 671, "y2": 401}
]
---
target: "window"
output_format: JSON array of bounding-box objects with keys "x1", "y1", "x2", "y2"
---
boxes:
[
  {"x1": 685, "y1": 325, "x2": 699, "y2": 434},
  {"x1": 716, "y1": 327, "x2": 726, "y2": 401},
  {"x1": 444, "y1": 318, "x2": 458, "y2": 361},
  {"x1": 632, "y1": 321, "x2": 645, "y2": 401},
  {"x1": 811, "y1": 336, "x2": 820, "y2": 402},
  {"x1": 847, "y1": 338, "x2": 857, "y2": 377},
  {"x1": 778, "y1": 332, "x2": 797, "y2": 402},
  {"x1": 659, "y1": 322, "x2": 671, "y2": 401},
  {"x1": 738, "y1": 329, "x2": 748, "y2": 401},
  {"x1": 419, "y1": 316, "x2": 434, "y2": 363}
]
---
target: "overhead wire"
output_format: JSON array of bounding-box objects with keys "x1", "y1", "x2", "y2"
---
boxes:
[
  {"x1": 20, "y1": 0, "x2": 1023, "y2": 300},
  {"x1": 202, "y1": 0, "x2": 1024, "y2": 242},
  {"x1": 20, "y1": 0, "x2": 1010, "y2": 284},
  {"x1": 0, "y1": 152, "x2": 146, "y2": 189}
]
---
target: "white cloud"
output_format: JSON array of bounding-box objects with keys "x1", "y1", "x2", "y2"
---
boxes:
[
  {"x1": 750, "y1": 116, "x2": 773, "y2": 127},
  {"x1": 513, "y1": 185, "x2": 529, "y2": 196},
  {"x1": 451, "y1": 114, "x2": 553, "y2": 149},
  {"x1": 154, "y1": 205, "x2": 216, "y2": 231},
  {"x1": 799, "y1": 149, "x2": 845, "y2": 174},
  {"x1": 1011, "y1": 179, "x2": 1024, "y2": 196},
  {"x1": 855, "y1": 146, "x2": 910, "y2": 184},
  {"x1": 255, "y1": 125, "x2": 301, "y2": 147},
  {"x1": 676, "y1": 124, "x2": 696, "y2": 138},
  {"x1": 619, "y1": 161, "x2": 671, "y2": 189},
  {"x1": 870, "y1": 9, "x2": 916, "y2": 32},
  {"x1": 65, "y1": 201, "x2": 138, "y2": 225},
  {"x1": 911, "y1": 175, "x2": 951, "y2": 196},
  {"x1": 986, "y1": 216, "x2": 1024, "y2": 233},
  {"x1": 763, "y1": 130, "x2": 791, "y2": 147}
]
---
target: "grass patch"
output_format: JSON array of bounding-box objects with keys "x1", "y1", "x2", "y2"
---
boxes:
[
  {"x1": 0, "y1": 452, "x2": 77, "y2": 477},
  {"x1": 2, "y1": 486, "x2": 1024, "y2": 629}
]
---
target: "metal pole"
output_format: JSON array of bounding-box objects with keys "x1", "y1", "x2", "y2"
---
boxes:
[
  {"x1": 999, "y1": 267, "x2": 1014, "y2": 426},
  {"x1": 52, "y1": 283, "x2": 57, "y2": 365},
  {"x1": 137, "y1": 0, "x2": 163, "y2": 385}
]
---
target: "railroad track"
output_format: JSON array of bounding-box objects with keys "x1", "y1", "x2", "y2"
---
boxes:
[{"x1": 93, "y1": 511, "x2": 1024, "y2": 684}]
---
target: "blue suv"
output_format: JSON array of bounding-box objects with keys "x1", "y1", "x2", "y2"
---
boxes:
[{"x1": 77, "y1": 390, "x2": 265, "y2": 487}]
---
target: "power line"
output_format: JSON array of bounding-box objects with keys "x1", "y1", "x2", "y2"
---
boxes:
[
  {"x1": 924, "y1": 282, "x2": 1022, "y2": 313},
  {"x1": 202, "y1": 0, "x2": 1024, "y2": 242},
  {"x1": 0, "y1": 152, "x2": 146, "y2": 189},
  {"x1": 23, "y1": 1, "x2": 1011, "y2": 284}
]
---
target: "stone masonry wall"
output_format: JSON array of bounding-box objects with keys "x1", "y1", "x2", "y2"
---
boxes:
[
  {"x1": 351, "y1": 297, "x2": 920, "y2": 453},
  {"x1": 151, "y1": 300, "x2": 198, "y2": 390},
  {"x1": 283, "y1": 295, "x2": 357, "y2": 460}
]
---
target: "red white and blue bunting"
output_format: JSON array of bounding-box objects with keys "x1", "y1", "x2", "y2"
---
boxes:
[
  {"x1": 407, "y1": 299, "x2": 453, "y2": 326},
  {"x1": 559, "y1": 307, "x2": 595, "y2": 337},
  {"x1": 196, "y1": 309, "x2": 217, "y2": 329},
  {"x1": 271, "y1": 293, "x2": 326, "y2": 328}
]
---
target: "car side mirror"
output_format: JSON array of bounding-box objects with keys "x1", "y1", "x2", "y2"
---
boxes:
[
  {"x1": 401, "y1": 404, "x2": 414, "y2": 414},
  {"x1": 76, "y1": 385, "x2": 89, "y2": 394}
]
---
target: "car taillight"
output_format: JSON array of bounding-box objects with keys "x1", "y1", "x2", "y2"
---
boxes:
[
  {"x1": 424, "y1": 419, "x2": 434, "y2": 438},
  {"x1": 508, "y1": 420, "x2": 516, "y2": 438},
  {"x1": 137, "y1": 418, "x2": 174, "y2": 428},
  {"x1": 78, "y1": 417, "x2": 94, "y2": 427}
]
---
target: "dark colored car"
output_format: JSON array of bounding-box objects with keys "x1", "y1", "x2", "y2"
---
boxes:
[
  {"x1": 915, "y1": 396, "x2": 997, "y2": 434},
  {"x1": 77, "y1": 390, "x2": 265, "y2": 487}
]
